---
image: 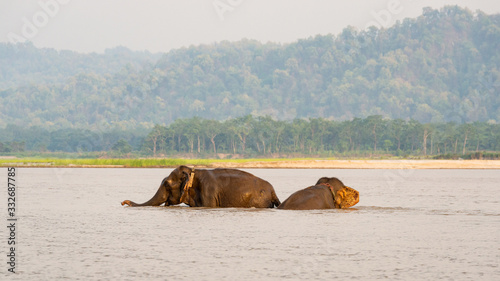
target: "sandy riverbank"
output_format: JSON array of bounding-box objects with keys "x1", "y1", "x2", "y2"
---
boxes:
[{"x1": 207, "y1": 159, "x2": 500, "y2": 169}]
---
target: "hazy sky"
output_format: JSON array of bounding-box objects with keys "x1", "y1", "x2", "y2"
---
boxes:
[{"x1": 1, "y1": 0, "x2": 499, "y2": 53}]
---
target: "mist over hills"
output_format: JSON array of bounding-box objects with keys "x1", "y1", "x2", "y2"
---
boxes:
[
  {"x1": 1, "y1": 6, "x2": 499, "y2": 129},
  {"x1": 0, "y1": 45, "x2": 161, "y2": 90}
]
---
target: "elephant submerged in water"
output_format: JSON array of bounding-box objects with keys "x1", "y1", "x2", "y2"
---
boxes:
[
  {"x1": 121, "y1": 166, "x2": 281, "y2": 208},
  {"x1": 278, "y1": 177, "x2": 359, "y2": 210}
]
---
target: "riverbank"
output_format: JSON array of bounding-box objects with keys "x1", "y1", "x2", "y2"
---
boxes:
[
  {"x1": 1, "y1": 158, "x2": 500, "y2": 169},
  {"x1": 210, "y1": 159, "x2": 500, "y2": 169}
]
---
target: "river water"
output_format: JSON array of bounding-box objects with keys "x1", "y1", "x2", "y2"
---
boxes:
[{"x1": 1, "y1": 168, "x2": 499, "y2": 280}]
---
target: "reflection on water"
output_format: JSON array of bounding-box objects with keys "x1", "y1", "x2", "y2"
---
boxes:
[{"x1": 3, "y1": 168, "x2": 499, "y2": 280}]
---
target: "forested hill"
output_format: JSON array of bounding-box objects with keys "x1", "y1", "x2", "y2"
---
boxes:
[
  {"x1": 1, "y1": 6, "x2": 499, "y2": 129},
  {"x1": 0, "y1": 44, "x2": 161, "y2": 90}
]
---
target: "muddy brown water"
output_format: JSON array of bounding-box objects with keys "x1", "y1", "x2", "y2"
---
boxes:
[{"x1": 2, "y1": 168, "x2": 499, "y2": 280}]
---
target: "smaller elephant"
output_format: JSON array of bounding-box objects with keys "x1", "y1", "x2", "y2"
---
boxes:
[{"x1": 277, "y1": 177, "x2": 359, "y2": 210}]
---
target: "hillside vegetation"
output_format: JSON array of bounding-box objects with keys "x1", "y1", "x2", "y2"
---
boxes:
[{"x1": 1, "y1": 6, "x2": 499, "y2": 129}]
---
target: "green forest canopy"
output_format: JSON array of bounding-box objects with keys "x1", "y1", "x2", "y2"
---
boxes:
[
  {"x1": 1, "y1": 116, "x2": 499, "y2": 158},
  {"x1": 0, "y1": 6, "x2": 499, "y2": 130}
]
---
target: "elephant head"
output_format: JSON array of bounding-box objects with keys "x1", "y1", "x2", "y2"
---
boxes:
[
  {"x1": 316, "y1": 177, "x2": 360, "y2": 209},
  {"x1": 121, "y1": 165, "x2": 193, "y2": 207}
]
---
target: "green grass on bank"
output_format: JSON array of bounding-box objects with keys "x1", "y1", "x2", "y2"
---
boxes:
[
  {"x1": 0, "y1": 158, "x2": 208, "y2": 167},
  {"x1": 0, "y1": 157, "x2": 312, "y2": 168},
  {"x1": 1, "y1": 151, "x2": 498, "y2": 168}
]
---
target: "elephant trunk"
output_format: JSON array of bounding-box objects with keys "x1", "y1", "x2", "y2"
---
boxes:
[
  {"x1": 271, "y1": 189, "x2": 281, "y2": 208},
  {"x1": 121, "y1": 178, "x2": 169, "y2": 207}
]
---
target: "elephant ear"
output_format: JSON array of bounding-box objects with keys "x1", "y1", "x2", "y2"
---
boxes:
[
  {"x1": 334, "y1": 186, "x2": 360, "y2": 209},
  {"x1": 177, "y1": 166, "x2": 190, "y2": 184},
  {"x1": 181, "y1": 171, "x2": 189, "y2": 185},
  {"x1": 179, "y1": 168, "x2": 195, "y2": 205}
]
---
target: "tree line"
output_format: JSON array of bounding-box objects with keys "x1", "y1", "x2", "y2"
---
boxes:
[
  {"x1": 141, "y1": 116, "x2": 500, "y2": 158},
  {"x1": 0, "y1": 125, "x2": 147, "y2": 155},
  {"x1": 4, "y1": 115, "x2": 497, "y2": 159}
]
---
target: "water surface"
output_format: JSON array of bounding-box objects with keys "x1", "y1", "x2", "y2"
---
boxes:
[{"x1": 2, "y1": 168, "x2": 499, "y2": 280}]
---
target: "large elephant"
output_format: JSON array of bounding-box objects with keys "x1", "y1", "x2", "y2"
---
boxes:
[
  {"x1": 121, "y1": 166, "x2": 281, "y2": 208},
  {"x1": 277, "y1": 177, "x2": 359, "y2": 210}
]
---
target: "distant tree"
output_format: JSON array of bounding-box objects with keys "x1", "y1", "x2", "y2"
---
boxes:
[
  {"x1": 144, "y1": 125, "x2": 166, "y2": 157},
  {"x1": 384, "y1": 140, "x2": 393, "y2": 152},
  {"x1": 202, "y1": 119, "x2": 221, "y2": 156},
  {"x1": 230, "y1": 115, "x2": 254, "y2": 153},
  {"x1": 364, "y1": 115, "x2": 385, "y2": 152},
  {"x1": 112, "y1": 139, "x2": 132, "y2": 154},
  {"x1": 459, "y1": 124, "x2": 475, "y2": 155},
  {"x1": 0, "y1": 142, "x2": 9, "y2": 152},
  {"x1": 422, "y1": 124, "x2": 433, "y2": 156}
]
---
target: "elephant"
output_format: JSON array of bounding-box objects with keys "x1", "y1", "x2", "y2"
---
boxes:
[
  {"x1": 277, "y1": 177, "x2": 359, "y2": 210},
  {"x1": 121, "y1": 165, "x2": 281, "y2": 208}
]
